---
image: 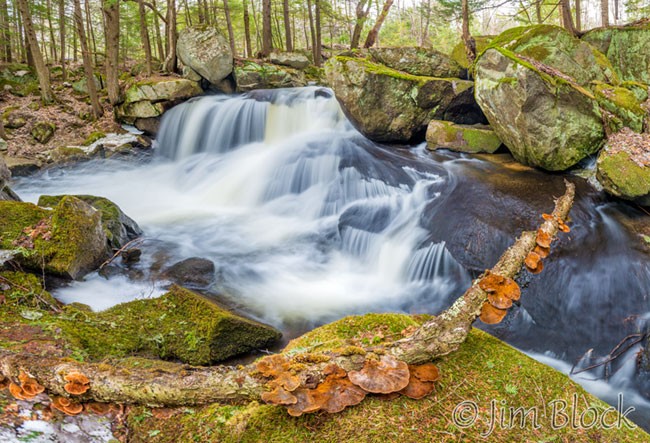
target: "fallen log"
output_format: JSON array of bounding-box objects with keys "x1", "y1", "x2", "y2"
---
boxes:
[{"x1": 0, "y1": 180, "x2": 576, "y2": 412}]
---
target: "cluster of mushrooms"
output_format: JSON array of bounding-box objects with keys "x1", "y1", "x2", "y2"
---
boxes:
[
  {"x1": 0, "y1": 370, "x2": 115, "y2": 416},
  {"x1": 479, "y1": 212, "x2": 570, "y2": 325},
  {"x1": 257, "y1": 353, "x2": 440, "y2": 416}
]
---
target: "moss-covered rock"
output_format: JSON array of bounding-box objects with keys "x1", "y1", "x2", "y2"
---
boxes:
[
  {"x1": 426, "y1": 120, "x2": 502, "y2": 153},
  {"x1": 368, "y1": 47, "x2": 465, "y2": 78},
  {"x1": 596, "y1": 131, "x2": 650, "y2": 205},
  {"x1": 450, "y1": 36, "x2": 494, "y2": 69},
  {"x1": 0, "y1": 196, "x2": 108, "y2": 279},
  {"x1": 115, "y1": 77, "x2": 203, "y2": 124},
  {"x1": 234, "y1": 61, "x2": 307, "y2": 92},
  {"x1": 30, "y1": 121, "x2": 56, "y2": 144},
  {"x1": 325, "y1": 55, "x2": 477, "y2": 142},
  {"x1": 125, "y1": 313, "x2": 649, "y2": 442},
  {"x1": 593, "y1": 83, "x2": 647, "y2": 133},
  {"x1": 57, "y1": 285, "x2": 282, "y2": 365},
  {"x1": 583, "y1": 22, "x2": 650, "y2": 84},
  {"x1": 38, "y1": 194, "x2": 142, "y2": 250},
  {"x1": 474, "y1": 25, "x2": 614, "y2": 171}
]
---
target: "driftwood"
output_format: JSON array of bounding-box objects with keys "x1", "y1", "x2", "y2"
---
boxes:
[{"x1": 0, "y1": 181, "x2": 576, "y2": 410}]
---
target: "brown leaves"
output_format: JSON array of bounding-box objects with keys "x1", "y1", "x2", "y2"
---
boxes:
[
  {"x1": 12, "y1": 218, "x2": 52, "y2": 249},
  {"x1": 64, "y1": 371, "x2": 90, "y2": 395}
]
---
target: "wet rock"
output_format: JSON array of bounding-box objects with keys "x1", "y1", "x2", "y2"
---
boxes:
[
  {"x1": 162, "y1": 257, "x2": 216, "y2": 288},
  {"x1": 426, "y1": 120, "x2": 502, "y2": 154},
  {"x1": 0, "y1": 196, "x2": 109, "y2": 279},
  {"x1": 474, "y1": 25, "x2": 618, "y2": 171},
  {"x1": 234, "y1": 61, "x2": 306, "y2": 92},
  {"x1": 325, "y1": 55, "x2": 478, "y2": 142},
  {"x1": 270, "y1": 51, "x2": 311, "y2": 69},
  {"x1": 134, "y1": 117, "x2": 161, "y2": 136},
  {"x1": 48, "y1": 146, "x2": 88, "y2": 164},
  {"x1": 38, "y1": 194, "x2": 142, "y2": 251},
  {"x1": 121, "y1": 248, "x2": 142, "y2": 264},
  {"x1": 3, "y1": 156, "x2": 41, "y2": 176},
  {"x1": 30, "y1": 121, "x2": 56, "y2": 144},
  {"x1": 177, "y1": 26, "x2": 233, "y2": 85},
  {"x1": 368, "y1": 47, "x2": 464, "y2": 78},
  {"x1": 0, "y1": 155, "x2": 19, "y2": 202}
]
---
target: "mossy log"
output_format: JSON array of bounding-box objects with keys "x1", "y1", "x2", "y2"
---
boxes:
[{"x1": 0, "y1": 181, "x2": 575, "y2": 408}]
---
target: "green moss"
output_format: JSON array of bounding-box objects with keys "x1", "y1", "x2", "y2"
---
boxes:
[
  {"x1": 594, "y1": 83, "x2": 645, "y2": 132},
  {"x1": 333, "y1": 56, "x2": 434, "y2": 85},
  {"x1": 597, "y1": 151, "x2": 650, "y2": 200},
  {"x1": 450, "y1": 36, "x2": 494, "y2": 69},
  {"x1": 124, "y1": 315, "x2": 649, "y2": 443},
  {"x1": 82, "y1": 131, "x2": 107, "y2": 146}
]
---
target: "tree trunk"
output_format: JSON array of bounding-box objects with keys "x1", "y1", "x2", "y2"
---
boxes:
[
  {"x1": 601, "y1": 0, "x2": 609, "y2": 26},
  {"x1": 102, "y1": 0, "x2": 120, "y2": 105},
  {"x1": 223, "y1": 0, "x2": 236, "y2": 56},
  {"x1": 73, "y1": 0, "x2": 103, "y2": 118},
  {"x1": 58, "y1": 0, "x2": 66, "y2": 80},
  {"x1": 136, "y1": 0, "x2": 152, "y2": 75},
  {"x1": 351, "y1": 0, "x2": 371, "y2": 49},
  {"x1": 261, "y1": 0, "x2": 273, "y2": 57},
  {"x1": 575, "y1": 0, "x2": 581, "y2": 32},
  {"x1": 307, "y1": 0, "x2": 316, "y2": 55},
  {"x1": 16, "y1": 0, "x2": 53, "y2": 103},
  {"x1": 0, "y1": 0, "x2": 11, "y2": 62},
  {"x1": 84, "y1": 0, "x2": 98, "y2": 65},
  {"x1": 0, "y1": 183, "x2": 576, "y2": 408},
  {"x1": 163, "y1": 0, "x2": 177, "y2": 72},
  {"x1": 283, "y1": 0, "x2": 292, "y2": 52},
  {"x1": 460, "y1": 0, "x2": 475, "y2": 65},
  {"x1": 46, "y1": 0, "x2": 57, "y2": 63},
  {"x1": 314, "y1": 0, "x2": 321, "y2": 65},
  {"x1": 560, "y1": 0, "x2": 577, "y2": 36},
  {"x1": 243, "y1": 0, "x2": 252, "y2": 57},
  {"x1": 363, "y1": 0, "x2": 394, "y2": 48},
  {"x1": 151, "y1": 0, "x2": 164, "y2": 61}
]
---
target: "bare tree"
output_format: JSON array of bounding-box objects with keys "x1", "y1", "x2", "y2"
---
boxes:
[
  {"x1": 103, "y1": 0, "x2": 120, "y2": 105},
  {"x1": 243, "y1": 0, "x2": 253, "y2": 57},
  {"x1": 73, "y1": 0, "x2": 103, "y2": 118},
  {"x1": 601, "y1": 0, "x2": 609, "y2": 26},
  {"x1": 363, "y1": 0, "x2": 395, "y2": 48},
  {"x1": 137, "y1": 0, "x2": 152, "y2": 75},
  {"x1": 16, "y1": 0, "x2": 53, "y2": 103},
  {"x1": 560, "y1": 0, "x2": 577, "y2": 35},
  {"x1": 223, "y1": 0, "x2": 236, "y2": 55},
  {"x1": 163, "y1": 0, "x2": 177, "y2": 72},
  {"x1": 59, "y1": 0, "x2": 66, "y2": 80},
  {"x1": 0, "y1": 0, "x2": 11, "y2": 62},
  {"x1": 575, "y1": 0, "x2": 581, "y2": 31},
  {"x1": 283, "y1": 0, "x2": 293, "y2": 51},
  {"x1": 261, "y1": 0, "x2": 273, "y2": 56}
]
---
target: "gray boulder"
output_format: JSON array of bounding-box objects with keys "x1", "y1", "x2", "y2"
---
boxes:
[
  {"x1": 270, "y1": 52, "x2": 311, "y2": 69},
  {"x1": 368, "y1": 47, "x2": 464, "y2": 78},
  {"x1": 177, "y1": 27, "x2": 233, "y2": 85},
  {"x1": 234, "y1": 61, "x2": 306, "y2": 92}
]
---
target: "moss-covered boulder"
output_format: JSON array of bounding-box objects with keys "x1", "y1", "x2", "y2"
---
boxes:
[
  {"x1": 125, "y1": 313, "x2": 649, "y2": 442},
  {"x1": 593, "y1": 83, "x2": 647, "y2": 133},
  {"x1": 38, "y1": 194, "x2": 142, "y2": 250},
  {"x1": 325, "y1": 55, "x2": 477, "y2": 142},
  {"x1": 474, "y1": 25, "x2": 615, "y2": 170},
  {"x1": 426, "y1": 120, "x2": 502, "y2": 153},
  {"x1": 583, "y1": 22, "x2": 650, "y2": 84},
  {"x1": 115, "y1": 77, "x2": 203, "y2": 125},
  {"x1": 59, "y1": 286, "x2": 282, "y2": 365},
  {"x1": 0, "y1": 196, "x2": 108, "y2": 279},
  {"x1": 234, "y1": 61, "x2": 306, "y2": 92},
  {"x1": 270, "y1": 52, "x2": 311, "y2": 70},
  {"x1": 30, "y1": 121, "x2": 56, "y2": 144},
  {"x1": 596, "y1": 130, "x2": 650, "y2": 205},
  {"x1": 177, "y1": 26, "x2": 233, "y2": 85},
  {"x1": 450, "y1": 35, "x2": 494, "y2": 69},
  {"x1": 368, "y1": 47, "x2": 465, "y2": 78}
]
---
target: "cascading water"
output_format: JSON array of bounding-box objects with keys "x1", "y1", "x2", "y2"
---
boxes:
[{"x1": 12, "y1": 86, "x2": 650, "y2": 427}]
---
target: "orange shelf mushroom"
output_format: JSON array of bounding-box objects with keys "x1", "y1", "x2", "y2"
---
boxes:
[
  {"x1": 64, "y1": 372, "x2": 90, "y2": 395},
  {"x1": 479, "y1": 271, "x2": 521, "y2": 314},
  {"x1": 348, "y1": 355, "x2": 410, "y2": 394},
  {"x1": 536, "y1": 230, "x2": 552, "y2": 249},
  {"x1": 50, "y1": 396, "x2": 83, "y2": 415},
  {"x1": 479, "y1": 302, "x2": 508, "y2": 324},
  {"x1": 399, "y1": 363, "x2": 441, "y2": 400}
]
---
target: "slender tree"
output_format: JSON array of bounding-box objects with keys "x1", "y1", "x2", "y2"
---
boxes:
[
  {"x1": 363, "y1": 0, "x2": 395, "y2": 48},
  {"x1": 601, "y1": 0, "x2": 609, "y2": 26},
  {"x1": 261, "y1": 0, "x2": 273, "y2": 56},
  {"x1": 137, "y1": 0, "x2": 152, "y2": 75},
  {"x1": 575, "y1": 0, "x2": 581, "y2": 31},
  {"x1": 163, "y1": 0, "x2": 177, "y2": 72},
  {"x1": 560, "y1": 0, "x2": 577, "y2": 35},
  {"x1": 314, "y1": 0, "x2": 321, "y2": 65},
  {"x1": 73, "y1": 0, "x2": 103, "y2": 118},
  {"x1": 283, "y1": 0, "x2": 293, "y2": 51},
  {"x1": 243, "y1": 0, "x2": 253, "y2": 57},
  {"x1": 59, "y1": 0, "x2": 66, "y2": 80},
  {"x1": 103, "y1": 0, "x2": 120, "y2": 105},
  {"x1": 351, "y1": 0, "x2": 371, "y2": 49},
  {"x1": 16, "y1": 0, "x2": 53, "y2": 103},
  {"x1": 0, "y1": 0, "x2": 11, "y2": 62},
  {"x1": 223, "y1": 0, "x2": 236, "y2": 55}
]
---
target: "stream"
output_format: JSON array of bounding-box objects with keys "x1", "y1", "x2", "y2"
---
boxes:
[{"x1": 13, "y1": 86, "x2": 650, "y2": 429}]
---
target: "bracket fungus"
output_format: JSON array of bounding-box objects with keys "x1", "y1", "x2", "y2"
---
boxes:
[
  {"x1": 9, "y1": 371, "x2": 45, "y2": 400},
  {"x1": 348, "y1": 355, "x2": 410, "y2": 394},
  {"x1": 64, "y1": 371, "x2": 90, "y2": 395},
  {"x1": 479, "y1": 302, "x2": 508, "y2": 324},
  {"x1": 479, "y1": 271, "x2": 521, "y2": 313},
  {"x1": 50, "y1": 396, "x2": 84, "y2": 415},
  {"x1": 399, "y1": 363, "x2": 441, "y2": 399}
]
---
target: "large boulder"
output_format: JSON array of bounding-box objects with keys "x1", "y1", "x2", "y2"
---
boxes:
[
  {"x1": 0, "y1": 155, "x2": 19, "y2": 201},
  {"x1": 38, "y1": 194, "x2": 142, "y2": 250},
  {"x1": 177, "y1": 26, "x2": 233, "y2": 85},
  {"x1": 234, "y1": 61, "x2": 306, "y2": 92},
  {"x1": 270, "y1": 52, "x2": 311, "y2": 69},
  {"x1": 474, "y1": 25, "x2": 621, "y2": 171},
  {"x1": 0, "y1": 196, "x2": 109, "y2": 279},
  {"x1": 367, "y1": 47, "x2": 465, "y2": 78},
  {"x1": 325, "y1": 55, "x2": 478, "y2": 142},
  {"x1": 596, "y1": 129, "x2": 650, "y2": 205},
  {"x1": 115, "y1": 77, "x2": 203, "y2": 130},
  {"x1": 583, "y1": 21, "x2": 650, "y2": 84},
  {"x1": 426, "y1": 120, "x2": 502, "y2": 154}
]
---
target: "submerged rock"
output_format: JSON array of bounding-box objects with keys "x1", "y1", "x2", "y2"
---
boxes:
[
  {"x1": 474, "y1": 25, "x2": 618, "y2": 171},
  {"x1": 583, "y1": 21, "x2": 650, "y2": 84},
  {"x1": 38, "y1": 194, "x2": 142, "y2": 251},
  {"x1": 596, "y1": 130, "x2": 650, "y2": 205},
  {"x1": 177, "y1": 26, "x2": 233, "y2": 85},
  {"x1": 234, "y1": 61, "x2": 306, "y2": 92},
  {"x1": 325, "y1": 55, "x2": 478, "y2": 142},
  {"x1": 426, "y1": 120, "x2": 502, "y2": 154},
  {"x1": 162, "y1": 257, "x2": 216, "y2": 288},
  {"x1": 270, "y1": 51, "x2": 311, "y2": 69},
  {"x1": 0, "y1": 196, "x2": 108, "y2": 279}
]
